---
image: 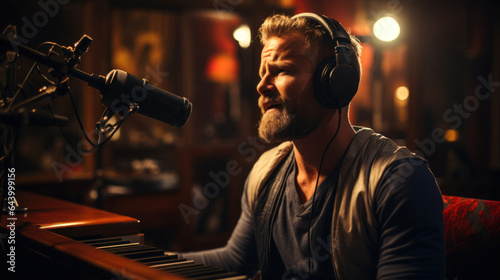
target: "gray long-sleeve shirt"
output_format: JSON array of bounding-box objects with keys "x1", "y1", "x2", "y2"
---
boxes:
[{"x1": 181, "y1": 157, "x2": 445, "y2": 279}]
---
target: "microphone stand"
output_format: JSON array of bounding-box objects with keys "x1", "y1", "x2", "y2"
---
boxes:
[
  {"x1": 0, "y1": 29, "x2": 94, "y2": 214},
  {"x1": 0, "y1": 82, "x2": 73, "y2": 214},
  {"x1": 0, "y1": 123, "x2": 28, "y2": 214},
  {"x1": 0, "y1": 40, "x2": 24, "y2": 214}
]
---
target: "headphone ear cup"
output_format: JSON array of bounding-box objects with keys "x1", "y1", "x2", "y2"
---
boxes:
[
  {"x1": 314, "y1": 56, "x2": 338, "y2": 108},
  {"x1": 329, "y1": 63, "x2": 359, "y2": 108},
  {"x1": 314, "y1": 56, "x2": 359, "y2": 109}
]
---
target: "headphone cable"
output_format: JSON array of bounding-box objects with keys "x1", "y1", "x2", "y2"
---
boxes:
[{"x1": 307, "y1": 107, "x2": 342, "y2": 278}]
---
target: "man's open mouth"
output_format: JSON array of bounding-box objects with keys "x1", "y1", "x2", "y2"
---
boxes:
[{"x1": 264, "y1": 102, "x2": 282, "y2": 112}]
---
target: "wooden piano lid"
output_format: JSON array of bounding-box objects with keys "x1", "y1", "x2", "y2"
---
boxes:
[{"x1": 2, "y1": 190, "x2": 140, "y2": 238}]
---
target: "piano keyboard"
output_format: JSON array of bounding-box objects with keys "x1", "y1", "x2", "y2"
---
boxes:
[{"x1": 79, "y1": 236, "x2": 249, "y2": 280}]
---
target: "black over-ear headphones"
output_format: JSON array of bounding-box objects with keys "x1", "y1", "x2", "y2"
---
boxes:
[{"x1": 291, "y1": 13, "x2": 360, "y2": 109}]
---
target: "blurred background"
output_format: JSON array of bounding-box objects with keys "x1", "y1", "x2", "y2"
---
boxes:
[{"x1": 1, "y1": 0, "x2": 499, "y2": 251}]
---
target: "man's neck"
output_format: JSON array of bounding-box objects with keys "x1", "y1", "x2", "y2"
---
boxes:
[{"x1": 292, "y1": 113, "x2": 355, "y2": 203}]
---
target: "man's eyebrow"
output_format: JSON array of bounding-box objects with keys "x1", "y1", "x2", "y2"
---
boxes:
[
  {"x1": 259, "y1": 52, "x2": 300, "y2": 77},
  {"x1": 274, "y1": 60, "x2": 295, "y2": 68},
  {"x1": 267, "y1": 60, "x2": 298, "y2": 73}
]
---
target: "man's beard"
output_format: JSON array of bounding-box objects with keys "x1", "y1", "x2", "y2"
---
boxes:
[{"x1": 258, "y1": 96, "x2": 323, "y2": 143}]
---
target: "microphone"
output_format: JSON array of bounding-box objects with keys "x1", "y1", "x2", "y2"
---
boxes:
[
  {"x1": 100, "y1": 69, "x2": 192, "y2": 127},
  {"x1": 0, "y1": 35, "x2": 192, "y2": 127}
]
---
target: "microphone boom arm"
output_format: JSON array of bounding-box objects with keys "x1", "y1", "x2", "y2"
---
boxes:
[{"x1": 0, "y1": 35, "x2": 106, "y2": 90}]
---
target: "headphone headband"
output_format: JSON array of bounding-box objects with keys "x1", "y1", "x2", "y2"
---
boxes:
[
  {"x1": 291, "y1": 13, "x2": 351, "y2": 45},
  {"x1": 291, "y1": 12, "x2": 360, "y2": 109}
]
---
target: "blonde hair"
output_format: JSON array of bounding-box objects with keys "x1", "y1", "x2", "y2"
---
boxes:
[{"x1": 258, "y1": 14, "x2": 362, "y2": 74}]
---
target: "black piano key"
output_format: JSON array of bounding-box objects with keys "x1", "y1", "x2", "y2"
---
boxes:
[
  {"x1": 119, "y1": 249, "x2": 167, "y2": 259},
  {"x1": 146, "y1": 257, "x2": 191, "y2": 267},
  {"x1": 100, "y1": 245, "x2": 165, "y2": 258},
  {"x1": 147, "y1": 258, "x2": 190, "y2": 267},
  {"x1": 102, "y1": 244, "x2": 150, "y2": 253},
  {"x1": 96, "y1": 242, "x2": 141, "y2": 252},
  {"x1": 142, "y1": 257, "x2": 186, "y2": 266},
  {"x1": 150, "y1": 259, "x2": 194, "y2": 269},
  {"x1": 160, "y1": 263, "x2": 205, "y2": 272},
  {"x1": 79, "y1": 237, "x2": 134, "y2": 249},
  {"x1": 80, "y1": 237, "x2": 124, "y2": 244},
  {"x1": 134, "y1": 254, "x2": 178, "y2": 263},
  {"x1": 91, "y1": 240, "x2": 133, "y2": 248},
  {"x1": 174, "y1": 266, "x2": 226, "y2": 278}
]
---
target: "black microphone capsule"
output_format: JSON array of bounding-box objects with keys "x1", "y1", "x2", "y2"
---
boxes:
[{"x1": 102, "y1": 69, "x2": 192, "y2": 127}]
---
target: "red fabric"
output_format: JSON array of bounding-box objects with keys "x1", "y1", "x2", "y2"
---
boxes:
[{"x1": 443, "y1": 195, "x2": 500, "y2": 279}]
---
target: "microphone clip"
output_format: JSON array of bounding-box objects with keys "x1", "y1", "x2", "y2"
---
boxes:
[
  {"x1": 96, "y1": 102, "x2": 139, "y2": 135},
  {"x1": 64, "y1": 35, "x2": 92, "y2": 71},
  {"x1": 48, "y1": 35, "x2": 93, "y2": 81}
]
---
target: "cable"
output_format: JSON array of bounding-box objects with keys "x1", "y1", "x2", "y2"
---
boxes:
[
  {"x1": 307, "y1": 107, "x2": 342, "y2": 278},
  {"x1": 66, "y1": 83, "x2": 98, "y2": 146},
  {"x1": 48, "y1": 90, "x2": 127, "y2": 155},
  {"x1": 34, "y1": 41, "x2": 128, "y2": 155}
]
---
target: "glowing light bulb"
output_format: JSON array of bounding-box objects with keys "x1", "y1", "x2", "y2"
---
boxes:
[
  {"x1": 395, "y1": 86, "x2": 409, "y2": 101},
  {"x1": 233, "y1": 24, "x2": 251, "y2": 48},
  {"x1": 445, "y1": 129, "x2": 459, "y2": 142},
  {"x1": 373, "y1": 17, "x2": 400, "y2": 42}
]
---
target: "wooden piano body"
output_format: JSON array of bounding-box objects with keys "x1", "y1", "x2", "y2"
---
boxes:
[{"x1": 0, "y1": 191, "x2": 246, "y2": 280}]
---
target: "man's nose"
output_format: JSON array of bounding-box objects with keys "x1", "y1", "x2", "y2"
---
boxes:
[{"x1": 256, "y1": 74, "x2": 275, "y2": 96}]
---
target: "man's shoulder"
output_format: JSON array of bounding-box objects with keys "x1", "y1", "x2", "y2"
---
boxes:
[
  {"x1": 341, "y1": 127, "x2": 428, "y2": 195},
  {"x1": 256, "y1": 142, "x2": 293, "y2": 164},
  {"x1": 352, "y1": 126, "x2": 424, "y2": 165},
  {"x1": 246, "y1": 142, "x2": 293, "y2": 212}
]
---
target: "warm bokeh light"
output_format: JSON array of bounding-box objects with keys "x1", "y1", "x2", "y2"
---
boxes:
[
  {"x1": 205, "y1": 53, "x2": 240, "y2": 83},
  {"x1": 445, "y1": 129, "x2": 459, "y2": 142},
  {"x1": 395, "y1": 86, "x2": 409, "y2": 101},
  {"x1": 373, "y1": 17, "x2": 400, "y2": 42},
  {"x1": 233, "y1": 24, "x2": 251, "y2": 48}
]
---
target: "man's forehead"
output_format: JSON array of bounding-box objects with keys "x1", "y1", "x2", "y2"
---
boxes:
[{"x1": 261, "y1": 34, "x2": 310, "y2": 62}]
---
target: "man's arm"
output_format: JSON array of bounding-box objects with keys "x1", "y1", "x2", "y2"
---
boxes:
[
  {"x1": 180, "y1": 179, "x2": 259, "y2": 276},
  {"x1": 375, "y1": 159, "x2": 445, "y2": 279}
]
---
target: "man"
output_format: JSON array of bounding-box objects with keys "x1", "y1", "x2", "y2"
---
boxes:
[{"x1": 181, "y1": 13, "x2": 445, "y2": 280}]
